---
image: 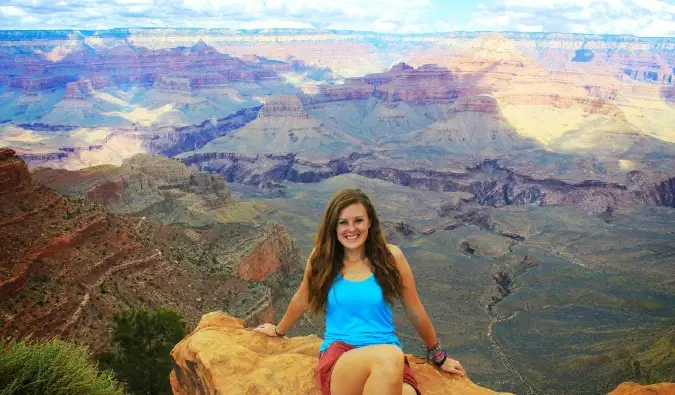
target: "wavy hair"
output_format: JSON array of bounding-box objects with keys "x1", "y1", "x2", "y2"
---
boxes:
[{"x1": 307, "y1": 188, "x2": 402, "y2": 313}]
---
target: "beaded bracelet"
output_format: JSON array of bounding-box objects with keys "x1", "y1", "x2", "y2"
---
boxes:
[{"x1": 425, "y1": 339, "x2": 449, "y2": 366}]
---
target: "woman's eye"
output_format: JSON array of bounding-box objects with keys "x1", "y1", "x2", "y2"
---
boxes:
[{"x1": 355, "y1": 219, "x2": 363, "y2": 223}]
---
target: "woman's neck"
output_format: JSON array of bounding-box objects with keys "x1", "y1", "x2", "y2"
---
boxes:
[{"x1": 343, "y1": 247, "x2": 366, "y2": 263}]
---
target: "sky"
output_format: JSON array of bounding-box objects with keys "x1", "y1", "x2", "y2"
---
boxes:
[{"x1": 0, "y1": 0, "x2": 674, "y2": 37}]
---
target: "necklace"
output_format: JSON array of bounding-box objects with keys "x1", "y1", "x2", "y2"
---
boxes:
[{"x1": 342, "y1": 257, "x2": 370, "y2": 280}]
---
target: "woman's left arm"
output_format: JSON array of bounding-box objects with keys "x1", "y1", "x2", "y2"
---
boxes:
[{"x1": 389, "y1": 244, "x2": 467, "y2": 377}]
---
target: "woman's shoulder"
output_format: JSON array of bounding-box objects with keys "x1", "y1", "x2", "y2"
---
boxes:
[{"x1": 385, "y1": 243, "x2": 403, "y2": 258}]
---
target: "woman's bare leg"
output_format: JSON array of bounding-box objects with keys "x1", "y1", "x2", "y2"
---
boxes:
[
  {"x1": 402, "y1": 383, "x2": 417, "y2": 395},
  {"x1": 329, "y1": 344, "x2": 405, "y2": 395}
]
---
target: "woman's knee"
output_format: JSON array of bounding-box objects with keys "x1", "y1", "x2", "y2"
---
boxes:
[{"x1": 370, "y1": 345, "x2": 405, "y2": 374}]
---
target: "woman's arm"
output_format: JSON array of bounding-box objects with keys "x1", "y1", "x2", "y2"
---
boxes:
[
  {"x1": 388, "y1": 244, "x2": 467, "y2": 376},
  {"x1": 388, "y1": 244, "x2": 438, "y2": 348},
  {"x1": 254, "y1": 249, "x2": 313, "y2": 337}
]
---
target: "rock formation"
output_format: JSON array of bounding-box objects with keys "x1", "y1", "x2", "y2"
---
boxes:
[
  {"x1": 178, "y1": 151, "x2": 675, "y2": 213},
  {"x1": 33, "y1": 154, "x2": 231, "y2": 221},
  {"x1": 0, "y1": 149, "x2": 303, "y2": 355},
  {"x1": 170, "y1": 312, "x2": 513, "y2": 395},
  {"x1": 314, "y1": 63, "x2": 459, "y2": 104},
  {"x1": 171, "y1": 312, "x2": 675, "y2": 395},
  {"x1": 64, "y1": 80, "x2": 95, "y2": 100},
  {"x1": 0, "y1": 39, "x2": 290, "y2": 96},
  {"x1": 259, "y1": 95, "x2": 309, "y2": 119},
  {"x1": 608, "y1": 382, "x2": 675, "y2": 395},
  {"x1": 183, "y1": 97, "x2": 364, "y2": 157},
  {"x1": 0, "y1": 148, "x2": 30, "y2": 193}
]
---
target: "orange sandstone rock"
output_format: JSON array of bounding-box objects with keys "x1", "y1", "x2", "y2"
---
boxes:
[
  {"x1": 608, "y1": 382, "x2": 675, "y2": 395},
  {"x1": 170, "y1": 311, "x2": 513, "y2": 395}
]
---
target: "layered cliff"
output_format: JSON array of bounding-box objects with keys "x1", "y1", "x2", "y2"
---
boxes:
[
  {"x1": 181, "y1": 94, "x2": 364, "y2": 157},
  {"x1": 178, "y1": 150, "x2": 675, "y2": 214},
  {"x1": 0, "y1": 148, "x2": 29, "y2": 193},
  {"x1": 0, "y1": 40, "x2": 289, "y2": 96},
  {"x1": 0, "y1": 149, "x2": 303, "y2": 354},
  {"x1": 315, "y1": 63, "x2": 460, "y2": 104},
  {"x1": 32, "y1": 154, "x2": 232, "y2": 221}
]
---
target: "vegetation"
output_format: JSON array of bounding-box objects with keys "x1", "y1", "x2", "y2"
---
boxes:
[
  {"x1": 0, "y1": 337, "x2": 122, "y2": 395},
  {"x1": 102, "y1": 308, "x2": 187, "y2": 395},
  {"x1": 634, "y1": 329, "x2": 675, "y2": 382}
]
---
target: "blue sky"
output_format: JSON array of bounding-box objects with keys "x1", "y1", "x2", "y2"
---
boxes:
[{"x1": 0, "y1": 0, "x2": 673, "y2": 36}]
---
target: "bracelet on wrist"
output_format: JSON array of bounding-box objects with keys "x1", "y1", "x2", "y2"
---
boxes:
[
  {"x1": 425, "y1": 338, "x2": 450, "y2": 366},
  {"x1": 273, "y1": 325, "x2": 286, "y2": 337}
]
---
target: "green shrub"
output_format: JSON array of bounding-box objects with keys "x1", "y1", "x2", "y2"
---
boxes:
[
  {"x1": 0, "y1": 337, "x2": 122, "y2": 395},
  {"x1": 104, "y1": 308, "x2": 187, "y2": 395}
]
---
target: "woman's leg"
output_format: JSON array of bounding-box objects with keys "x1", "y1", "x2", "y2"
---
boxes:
[
  {"x1": 402, "y1": 383, "x2": 418, "y2": 395},
  {"x1": 329, "y1": 344, "x2": 405, "y2": 395}
]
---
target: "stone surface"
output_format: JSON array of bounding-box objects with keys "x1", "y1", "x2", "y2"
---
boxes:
[
  {"x1": 170, "y1": 312, "x2": 513, "y2": 395},
  {"x1": 608, "y1": 382, "x2": 675, "y2": 395},
  {"x1": 0, "y1": 148, "x2": 30, "y2": 193}
]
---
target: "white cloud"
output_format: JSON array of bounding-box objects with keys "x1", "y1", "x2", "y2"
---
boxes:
[
  {"x1": 0, "y1": 0, "x2": 435, "y2": 32},
  {"x1": 637, "y1": 18, "x2": 675, "y2": 36},
  {"x1": 469, "y1": 0, "x2": 675, "y2": 36},
  {"x1": 0, "y1": 5, "x2": 27, "y2": 16},
  {"x1": 516, "y1": 24, "x2": 543, "y2": 32},
  {"x1": 0, "y1": 0, "x2": 672, "y2": 36}
]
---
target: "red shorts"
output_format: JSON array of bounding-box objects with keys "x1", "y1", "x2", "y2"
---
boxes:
[{"x1": 315, "y1": 341, "x2": 421, "y2": 395}]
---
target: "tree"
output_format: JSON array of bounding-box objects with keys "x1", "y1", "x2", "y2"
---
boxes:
[{"x1": 105, "y1": 308, "x2": 186, "y2": 395}]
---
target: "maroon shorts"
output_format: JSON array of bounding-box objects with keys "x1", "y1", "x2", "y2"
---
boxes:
[{"x1": 315, "y1": 341, "x2": 421, "y2": 395}]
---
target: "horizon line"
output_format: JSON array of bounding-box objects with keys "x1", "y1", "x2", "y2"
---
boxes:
[{"x1": 0, "y1": 27, "x2": 673, "y2": 40}]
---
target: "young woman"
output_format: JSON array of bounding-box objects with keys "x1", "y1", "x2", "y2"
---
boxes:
[{"x1": 254, "y1": 188, "x2": 466, "y2": 395}]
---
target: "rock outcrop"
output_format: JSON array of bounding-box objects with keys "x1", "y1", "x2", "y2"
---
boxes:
[
  {"x1": 170, "y1": 312, "x2": 513, "y2": 395},
  {"x1": 33, "y1": 154, "x2": 231, "y2": 220},
  {"x1": 64, "y1": 80, "x2": 95, "y2": 100},
  {"x1": 315, "y1": 63, "x2": 459, "y2": 104},
  {"x1": 259, "y1": 95, "x2": 309, "y2": 119},
  {"x1": 0, "y1": 148, "x2": 30, "y2": 193},
  {"x1": 608, "y1": 382, "x2": 675, "y2": 395}
]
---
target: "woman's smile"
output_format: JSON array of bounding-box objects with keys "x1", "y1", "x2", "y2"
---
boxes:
[{"x1": 337, "y1": 203, "x2": 370, "y2": 249}]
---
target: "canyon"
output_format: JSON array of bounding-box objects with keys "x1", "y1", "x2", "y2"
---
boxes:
[
  {"x1": 1, "y1": 27, "x2": 674, "y2": 394},
  {"x1": 0, "y1": 148, "x2": 306, "y2": 355}
]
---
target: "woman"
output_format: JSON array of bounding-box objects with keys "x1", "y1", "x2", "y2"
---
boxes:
[{"x1": 254, "y1": 188, "x2": 466, "y2": 394}]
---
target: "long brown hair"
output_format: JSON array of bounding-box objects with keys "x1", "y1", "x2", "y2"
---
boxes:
[{"x1": 307, "y1": 188, "x2": 402, "y2": 313}]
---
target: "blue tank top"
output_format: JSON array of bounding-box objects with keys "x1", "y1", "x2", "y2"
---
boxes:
[{"x1": 319, "y1": 272, "x2": 402, "y2": 352}]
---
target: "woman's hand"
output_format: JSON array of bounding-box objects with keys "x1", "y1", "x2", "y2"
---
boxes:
[
  {"x1": 253, "y1": 323, "x2": 283, "y2": 337},
  {"x1": 440, "y1": 358, "x2": 467, "y2": 377}
]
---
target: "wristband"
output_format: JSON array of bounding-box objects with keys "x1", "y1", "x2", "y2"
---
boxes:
[
  {"x1": 274, "y1": 325, "x2": 286, "y2": 337},
  {"x1": 425, "y1": 338, "x2": 450, "y2": 366}
]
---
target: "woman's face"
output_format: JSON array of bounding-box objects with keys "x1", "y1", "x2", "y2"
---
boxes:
[{"x1": 336, "y1": 203, "x2": 370, "y2": 251}]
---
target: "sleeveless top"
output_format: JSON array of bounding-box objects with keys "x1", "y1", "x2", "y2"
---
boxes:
[{"x1": 319, "y1": 272, "x2": 402, "y2": 352}]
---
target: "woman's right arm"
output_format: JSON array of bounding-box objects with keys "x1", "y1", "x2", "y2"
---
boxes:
[{"x1": 254, "y1": 249, "x2": 314, "y2": 337}]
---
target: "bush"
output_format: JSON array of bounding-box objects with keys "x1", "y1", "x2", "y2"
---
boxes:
[
  {"x1": 0, "y1": 337, "x2": 122, "y2": 395},
  {"x1": 104, "y1": 308, "x2": 187, "y2": 395}
]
